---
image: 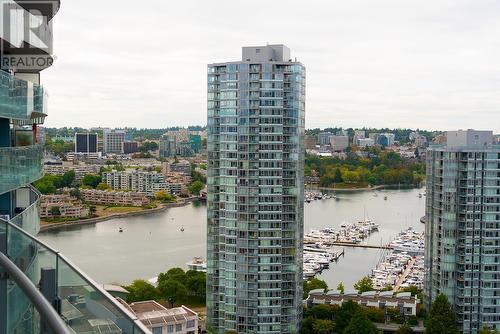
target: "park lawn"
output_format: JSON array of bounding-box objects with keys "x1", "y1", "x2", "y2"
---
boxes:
[{"x1": 102, "y1": 206, "x2": 145, "y2": 213}]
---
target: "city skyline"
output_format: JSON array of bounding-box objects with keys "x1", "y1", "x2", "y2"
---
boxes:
[{"x1": 43, "y1": 0, "x2": 500, "y2": 131}]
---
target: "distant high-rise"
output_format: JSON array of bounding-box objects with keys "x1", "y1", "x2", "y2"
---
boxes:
[
  {"x1": 75, "y1": 133, "x2": 98, "y2": 154},
  {"x1": 103, "y1": 129, "x2": 125, "y2": 154},
  {"x1": 159, "y1": 134, "x2": 177, "y2": 158},
  {"x1": 207, "y1": 44, "x2": 306, "y2": 334},
  {"x1": 425, "y1": 129, "x2": 500, "y2": 333}
]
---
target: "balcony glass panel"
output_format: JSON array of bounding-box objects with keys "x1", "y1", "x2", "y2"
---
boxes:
[
  {"x1": 0, "y1": 145, "x2": 44, "y2": 195},
  {"x1": 0, "y1": 219, "x2": 151, "y2": 334},
  {"x1": 10, "y1": 187, "x2": 41, "y2": 235},
  {"x1": 0, "y1": 70, "x2": 47, "y2": 120}
]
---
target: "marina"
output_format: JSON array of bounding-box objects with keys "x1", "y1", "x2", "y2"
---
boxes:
[
  {"x1": 39, "y1": 188, "x2": 425, "y2": 289},
  {"x1": 369, "y1": 227, "x2": 425, "y2": 291},
  {"x1": 302, "y1": 219, "x2": 380, "y2": 279},
  {"x1": 304, "y1": 219, "x2": 380, "y2": 245},
  {"x1": 304, "y1": 190, "x2": 336, "y2": 203}
]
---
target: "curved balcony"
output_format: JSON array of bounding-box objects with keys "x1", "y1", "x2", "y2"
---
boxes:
[
  {"x1": 0, "y1": 218, "x2": 152, "y2": 334},
  {"x1": 14, "y1": 0, "x2": 61, "y2": 20},
  {"x1": 10, "y1": 186, "x2": 41, "y2": 235},
  {"x1": 0, "y1": 71, "x2": 47, "y2": 122},
  {"x1": 0, "y1": 145, "x2": 44, "y2": 195}
]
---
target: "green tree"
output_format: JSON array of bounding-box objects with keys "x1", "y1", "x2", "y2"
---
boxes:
[
  {"x1": 425, "y1": 294, "x2": 459, "y2": 334},
  {"x1": 125, "y1": 279, "x2": 157, "y2": 302},
  {"x1": 158, "y1": 268, "x2": 187, "y2": 283},
  {"x1": 310, "y1": 304, "x2": 336, "y2": 320},
  {"x1": 49, "y1": 206, "x2": 61, "y2": 216},
  {"x1": 303, "y1": 278, "x2": 328, "y2": 298},
  {"x1": 185, "y1": 270, "x2": 206, "y2": 303},
  {"x1": 96, "y1": 182, "x2": 111, "y2": 190},
  {"x1": 61, "y1": 170, "x2": 75, "y2": 187},
  {"x1": 336, "y1": 282, "x2": 345, "y2": 293},
  {"x1": 188, "y1": 180, "x2": 204, "y2": 195},
  {"x1": 34, "y1": 179, "x2": 56, "y2": 194},
  {"x1": 396, "y1": 324, "x2": 414, "y2": 334},
  {"x1": 343, "y1": 311, "x2": 379, "y2": 334},
  {"x1": 157, "y1": 279, "x2": 187, "y2": 307},
  {"x1": 70, "y1": 188, "x2": 82, "y2": 200},
  {"x1": 299, "y1": 316, "x2": 315, "y2": 334},
  {"x1": 335, "y1": 300, "x2": 361, "y2": 334},
  {"x1": 155, "y1": 190, "x2": 176, "y2": 202},
  {"x1": 354, "y1": 276, "x2": 374, "y2": 293},
  {"x1": 479, "y1": 327, "x2": 499, "y2": 334},
  {"x1": 88, "y1": 205, "x2": 96, "y2": 215},
  {"x1": 139, "y1": 141, "x2": 159, "y2": 152},
  {"x1": 312, "y1": 319, "x2": 334, "y2": 334},
  {"x1": 81, "y1": 174, "x2": 102, "y2": 188}
]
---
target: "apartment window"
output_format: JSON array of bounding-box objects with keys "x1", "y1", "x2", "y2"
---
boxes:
[
  {"x1": 187, "y1": 320, "x2": 195, "y2": 328},
  {"x1": 167, "y1": 325, "x2": 174, "y2": 333},
  {"x1": 176, "y1": 323, "x2": 182, "y2": 332},
  {"x1": 152, "y1": 327, "x2": 162, "y2": 334}
]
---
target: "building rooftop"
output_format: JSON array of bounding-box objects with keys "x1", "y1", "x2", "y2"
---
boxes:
[
  {"x1": 128, "y1": 301, "x2": 197, "y2": 327},
  {"x1": 242, "y1": 44, "x2": 291, "y2": 62}
]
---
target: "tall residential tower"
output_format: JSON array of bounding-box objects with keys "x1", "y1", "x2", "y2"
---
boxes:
[
  {"x1": 0, "y1": 2, "x2": 150, "y2": 333},
  {"x1": 207, "y1": 45, "x2": 306, "y2": 334},
  {"x1": 425, "y1": 130, "x2": 500, "y2": 333}
]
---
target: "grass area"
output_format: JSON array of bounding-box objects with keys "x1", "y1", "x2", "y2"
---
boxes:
[
  {"x1": 102, "y1": 206, "x2": 145, "y2": 213},
  {"x1": 332, "y1": 182, "x2": 370, "y2": 189}
]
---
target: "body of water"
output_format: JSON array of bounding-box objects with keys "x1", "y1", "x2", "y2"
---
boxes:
[{"x1": 38, "y1": 188, "x2": 425, "y2": 289}]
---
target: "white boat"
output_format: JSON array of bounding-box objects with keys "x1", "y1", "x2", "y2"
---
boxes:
[{"x1": 186, "y1": 257, "x2": 207, "y2": 272}]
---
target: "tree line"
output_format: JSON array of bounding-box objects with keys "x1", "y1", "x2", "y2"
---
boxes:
[
  {"x1": 305, "y1": 149, "x2": 425, "y2": 188},
  {"x1": 125, "y1": 268, "x2": 206, "y2": 307}
]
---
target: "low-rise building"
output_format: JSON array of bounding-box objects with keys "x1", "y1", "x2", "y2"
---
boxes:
[
  {"x1": 126, "y1": 300, "x2": 199, "y2": 334},
  {"x1": 40, "y1": 194, "x2": 89, "y2": 219},
  {"x1": 166, "y1": 161, "x2": 192, "y2": 176},
  {"x1": 319, "y1": 132, "x2": 334, "y2": 146},
  {"x1": 123, "y1": 141, "x2": 139, "y2": 154},
  {"x1": 305, "y1": 135, "x2": 317, "y2": 149},
  {"x1": 357, "y1": 138, "x2": 375, "y2": 147},
  {"x1": 44, "y1": 161, "x2": 101, "y2": 183},
  {"x1": 103, "y1": 170, "x2": 171, "y2": 197},
  {"x1": 306, "y1": 290, "x2": 419, "y2": 316},
  {"x1": 80, "y1": 189, "x2": 150, "y2": 206},
  {"x1": 330, "y1": 135, "x2": 349, "y2": 152}
]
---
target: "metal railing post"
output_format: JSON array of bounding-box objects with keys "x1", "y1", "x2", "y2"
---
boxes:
[
  {"x1": 40, "y1": 267, "x2": 60, "y2": 334},
  {"x1": 0, "y1": 230, "x2": 7, "y2": 334},
  {"x1": 0, "y1": 253, "x2": 69, "y2": 334}
]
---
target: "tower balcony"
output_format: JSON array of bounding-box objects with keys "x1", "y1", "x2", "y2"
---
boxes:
[
  {"x1": 0, "y1": 71, "x2": 48, "y2": 123},
  {"x1": 0, "y1": 144, "x2": 44, "y2": 195},
  {"x1": 0, "y1": 217, "x2": 152, "y2": 334},
  {"x1": 14, "y1": 0, "x2": 61, "y2": 20}
]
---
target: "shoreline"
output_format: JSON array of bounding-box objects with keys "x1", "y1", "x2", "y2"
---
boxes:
[
  {"x1": 39, "y1": 197, "x2": 200, "y2": 233},
  {"x1": 309, "y1": 184, "x2": 422, "y2": 192}
]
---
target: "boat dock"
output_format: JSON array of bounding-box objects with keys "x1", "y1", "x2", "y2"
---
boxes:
[
  {"x1": 392, "y1": 257, "x2": 417, "y2": 291},
  {"x1": 325, "y1": 242, "x2": 391, "y2": 250},
  {"x1": 369, "y1": 227, "x2": 424, "y2": 291}
]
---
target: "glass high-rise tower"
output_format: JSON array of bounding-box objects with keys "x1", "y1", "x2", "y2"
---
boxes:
[
  {"x1": 425, "y1": 130, "x2": 500, "y2": 333},
  {"x1": 0, "y1": 2, "x2": 150, "y2": 333},
  {"x1": 207, "y1": 45, "x2": 305, "y2": 334}
]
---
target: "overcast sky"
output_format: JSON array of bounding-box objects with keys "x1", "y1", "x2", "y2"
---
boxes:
[{"x1": 43, "y1": 0, "x2": 500, "y2": 132}]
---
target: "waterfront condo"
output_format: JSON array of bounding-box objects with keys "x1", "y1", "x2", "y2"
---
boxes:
[
  {"x1": 0, "y1": 1, "x2": 150, "y2": 333},
  {"x1": 425, "y1": 129, "x2": 500, "y2": 333},
  {"x1": 207, "y1": 44, "x2": 306, "y2": 333}
]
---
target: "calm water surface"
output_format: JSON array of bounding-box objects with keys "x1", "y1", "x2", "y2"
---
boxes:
[{"x1": 38, "y1": 188, "x2": 425, "y2": 289}]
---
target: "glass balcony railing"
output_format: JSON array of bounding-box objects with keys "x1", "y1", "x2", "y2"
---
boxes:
[
  {"x1": 0, "y1": 145, "x2": 44, "y2": 195},
  {"x1": 10, "y1": 187, "x2": 41, "y2": 235},
  {"x1": 0, "y1": 70, "x2": 47, "y2": 121},
  {"x1": 0, "y1": 218, "x2": 151, "y2": 334}
]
